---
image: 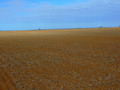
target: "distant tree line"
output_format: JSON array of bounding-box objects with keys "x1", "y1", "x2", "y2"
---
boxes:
[{"x1": 99, "y1": 26, "x2": 103, "y2": 28}]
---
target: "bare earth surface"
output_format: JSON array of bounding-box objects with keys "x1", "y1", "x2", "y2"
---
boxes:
[{"x1": 0, "y1": 28, "x2": 120, "y2": 90}]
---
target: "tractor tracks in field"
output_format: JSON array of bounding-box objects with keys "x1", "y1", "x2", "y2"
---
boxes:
[{"x1": 0, "y1": 68, "x2": 16, "y2": 90}]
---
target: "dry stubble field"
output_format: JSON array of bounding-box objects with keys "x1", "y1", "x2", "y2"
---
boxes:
[{"x1": 0, "y1": 28, "x2": 120, "y2": 90}]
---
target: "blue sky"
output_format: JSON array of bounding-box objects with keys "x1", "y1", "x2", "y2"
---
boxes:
[{"x1": 0, "y1": 0, "x2": 120, "y2": 30}]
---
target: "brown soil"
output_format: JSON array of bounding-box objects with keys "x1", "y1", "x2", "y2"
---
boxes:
[{"x1": 0, "y1": 27, "x2": 120, "y2": 90}]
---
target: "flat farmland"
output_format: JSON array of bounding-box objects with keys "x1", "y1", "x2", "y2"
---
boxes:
[{"x1": 0, "y1": 28, "x2": 120, "y2": 90}]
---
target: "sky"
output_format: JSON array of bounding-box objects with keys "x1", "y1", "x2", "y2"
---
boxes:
[{"x1": 0, "y1": 0, "x2": 120, "y2": 30}]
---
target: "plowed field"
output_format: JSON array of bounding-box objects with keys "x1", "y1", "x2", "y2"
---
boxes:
[{"x1": 0, "y1": 28, "x2": 120, "y2": 90}]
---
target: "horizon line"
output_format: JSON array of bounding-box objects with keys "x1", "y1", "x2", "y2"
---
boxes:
[{"x1": 0, "y1": 26, "x2": 119, "y2": 31}]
